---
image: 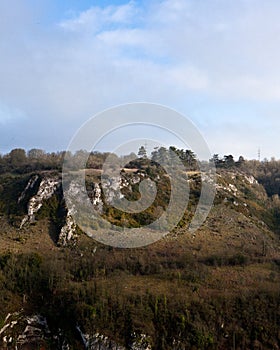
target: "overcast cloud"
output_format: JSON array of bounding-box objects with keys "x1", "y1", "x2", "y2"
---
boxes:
[{"x1": 0, "y1": 0, "x2": 280, "y2": 159}]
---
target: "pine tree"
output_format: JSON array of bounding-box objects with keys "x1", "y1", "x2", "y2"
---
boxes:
[{"x1": 138, "y1": 145, "x2": 147, "y2": 159}]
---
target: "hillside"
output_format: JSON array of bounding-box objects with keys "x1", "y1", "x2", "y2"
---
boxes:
[{"x1": 0, "y1": 156, "x2": 280, "y2": 349}]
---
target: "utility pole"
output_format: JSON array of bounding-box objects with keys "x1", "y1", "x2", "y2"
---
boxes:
[
  {"x1": 144, "y1": 141, "x2": 148, "y2": 156},
  {"x1": 258, "y1": 148, "x2": 261, "y2": 162}
]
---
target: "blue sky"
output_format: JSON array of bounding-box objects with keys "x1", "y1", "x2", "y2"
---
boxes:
[{"x1": 0, "y1": 0, "x2": 280, "y2": 159}]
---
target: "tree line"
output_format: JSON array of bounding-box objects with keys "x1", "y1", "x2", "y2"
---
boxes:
[{"x1": 1, "y1": 147, "x2": 280, "y2": 181}]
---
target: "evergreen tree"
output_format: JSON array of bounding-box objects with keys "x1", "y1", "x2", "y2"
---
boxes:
[{"x1": 138, "y1": 145, "x2": 147, "y2": 159}]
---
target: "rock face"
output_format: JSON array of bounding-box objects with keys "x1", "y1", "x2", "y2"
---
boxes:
[
  {"x1": 77, "y1": 326, "x2": 152, "y2": 350},
  {"x1": 91, "y1": 183, "x2": 103, "y2": 209},
  {"x1": 58, "y1": 210, "x2": 77, "y2": 246},
  {"x1": 215, "y1": 170, "x2": 265, "y2": 204},
  {"x1": 18, "y1": 174, "x2": 79, "y2": 246},
  {"x1": 20, "y1": 176, "x2": 60, "y2": 228},
  {"x1": 0, "y1": 313, "x2": 152, "y2": 350},
  {"x1": 101, "y1": 173, "x2": 144, "y2": 205},
  {"x1": 17, "y1": 169, "x2": 272, "y2": 249},
  {"x1": 18, "y1": 175, "x2": 39, "y2": 204},
  {"x1": 0, "y1": 311, "x2": 63, "y2": 349}
]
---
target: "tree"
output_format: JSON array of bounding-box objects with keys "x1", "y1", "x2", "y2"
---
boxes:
[
  {"x1": 224, "y1": 155, "x2": 235, "y2": 168},
  {"x1": 236, "y1": 156, "x2": 245, "y2": 167},
  {"x1": 210, "y1": 154, "x2": 221, "y2": 166},
  {"x1": 138, "y1": 145, "x2": 147, "y2": 159},
  {"x1": 185, "y1": 150, "x2": 197, "y2": 169},
  {"x1": 9, "y1": 148, "x2": 26, "y2": 166},
  {"x1": 70, "y1": 150, "x2": 90, "y2": 170},
  {"x1": 27, "y1": 148, "x2": 46, "y2": 160},
  {"x1": 151, "y1": 147, "x2": 168, "y2": 165}
]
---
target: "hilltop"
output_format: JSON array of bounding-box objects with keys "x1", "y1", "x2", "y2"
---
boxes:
[{"x1": 0, "y1": 149, "x2": 280, "y2": 349}]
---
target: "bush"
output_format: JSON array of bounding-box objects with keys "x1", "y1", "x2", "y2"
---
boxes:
[{"x1": 204, "y1": 254, "x2": 249, "y2": 267}]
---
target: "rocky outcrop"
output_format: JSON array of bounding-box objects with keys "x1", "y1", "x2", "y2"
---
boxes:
[
  {"x1": 18, "y1": 174, "x2": 39, "y2": 203},
  {"x1": 215, "y1": 171, "x2": 262, "y2": 200},
  {"x1": 244, "y1": 174, "x2": 258, "y2": 185},
  {"x1": 58, "y1": 210, "x2": 77, "y2": 246},
  {"x1": 77, "y1": 327, "x2": 125, "y2": 350},
  {"x1": 18, "y1": 174, "x2": 79, "y2": 246},
  {"x1": 101, "y1": 172, "x2": 145, "y2": 206},
  {"x1": 20, "y1": 176, "x2": 60, "y2": 228},
  {"x1": 91, "y1": 183, "x2": 103, "y2": 210},
  {"x1": 0, "y1": 313, "x2": 151, "y2": 350},
  {"x1": 17, "y1": 169, "x2": 271, "y2": 248},
  {"x1": 0, "y1": 311, "x2": 64, "y2": 349},
  {"x1": 76, "y1": 326, "x2": 152, "y2": 350}
]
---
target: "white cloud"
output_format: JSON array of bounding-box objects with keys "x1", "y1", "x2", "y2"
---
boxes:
[
  {"x1": 167, "y1": 65, "x2": 209, "y2": 91},
  {"x1": 0, "y1": 0, "x2": 280, "y2": 157},
  {"x1": 59, "y1": 1, "x2": 138, "y2": 33},
  {"x1": 213, "y1": 76, "x2": 280, "y2": 101}
]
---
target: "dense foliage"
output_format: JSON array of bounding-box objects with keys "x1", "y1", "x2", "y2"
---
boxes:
[{"x1": 0, "y1": 246, "x2": 280, "y2": 349}]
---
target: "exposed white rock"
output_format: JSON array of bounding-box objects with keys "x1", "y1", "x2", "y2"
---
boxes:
[
  {"x1": 201, "y1": 172, "x2": 216, "y2": 185},
  {"x1": 65, "y1": 180, "x2": 103, "y2": 212},
  {"x1": 228, "y1": 183, "x2": 238, "y2": 195},
  {"x1": 92, "y1": 183, "x2": 103, "y2": 210},
  {"x1": 102, "y1": 177, "x2": 126, "y2": 204},
  {"x1": 1, "y1": 312, "x2": 52, "y2": 348},
  {"x1": 102, "y1": 173, "x2": 145, "y2": 205},
  {"x1": 4, "y1": 313, "x2": 12, "y2": 323},
  {"x1": 132, "y1": 333, "x2": 152, "y2": 350},
  {"x1": 76, "y1": 326, "x2": 152, "y2": 350},
  {"x1": 0, "y1": 323, "x2": 10, "y2": 336},
  {"x1": 20, "y1": 176, "x2": 60, "y2": 228},
  {"x1": 216, "y1": 182, "x2": 238, "y2": 196},
  {"x1": 244, "y1": 174, "x2": 258, "y2": 185},
  {"x1": 129, "y1": 173, "x2": 144, "y2": 185},
  {"x1": 216, "y1": 183, "x2": 230, "y2": 192},
  {"x1": 85, "y1": 332, "x2": 126, "y2": 350},
  {"x1": 10, "y1": 320, "x2": 18, "y2": 328},
  {"x1": 18, "y1": 175, "x2": 39, "y2": 203},
  {"x1": 26, "y1": 315, "x2": 50, "y2": 331},
  {"x1": 62, "y1": 341, "x2": 71, "y2": 350},
  {"x1": 58, "y1": 211, "x2": 77, "y2": 246}
]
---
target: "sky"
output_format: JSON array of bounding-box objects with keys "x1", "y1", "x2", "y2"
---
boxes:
[{"x1": 0, "y1": 0, "x2": 280, "y2": 160}]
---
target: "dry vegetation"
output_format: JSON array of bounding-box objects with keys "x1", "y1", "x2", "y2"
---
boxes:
[{"x1": 0, "y1": 150, "x2": 280, "y2": 349}]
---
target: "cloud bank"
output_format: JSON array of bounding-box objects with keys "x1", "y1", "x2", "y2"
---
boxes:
[{"x1": 0, "y1": 0, "x2": 280, "y2": 158}]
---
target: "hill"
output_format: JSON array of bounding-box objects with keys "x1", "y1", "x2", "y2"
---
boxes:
[{"x1": 0, "y1": 154, "x2": 280, "y2": 349}]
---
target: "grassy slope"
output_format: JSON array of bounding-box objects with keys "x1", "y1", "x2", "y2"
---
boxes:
[{"x1": 0, "y1": 168, "x2": 279, "y2": 349}]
